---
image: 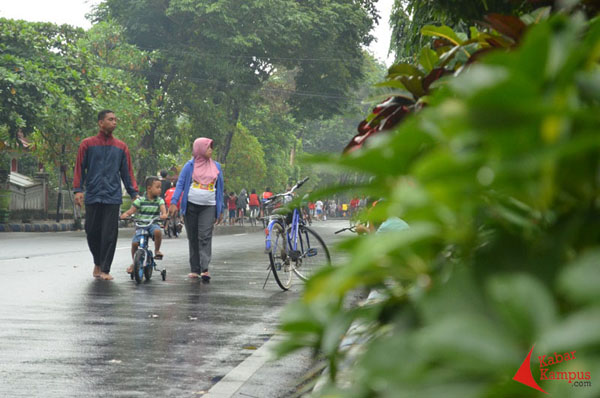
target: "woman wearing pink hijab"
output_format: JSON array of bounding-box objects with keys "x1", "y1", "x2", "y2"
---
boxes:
[{"x1": 169, "y1": 138, "x2": 224, "y2": 280}]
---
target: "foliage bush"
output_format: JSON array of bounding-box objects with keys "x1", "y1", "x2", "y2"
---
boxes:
[
  {"x1": 277, "y1": 9, "x2": 600, "y2": 398},
  {"x1": 221, "y1": 123, "x2": 268, "y2": 194}
]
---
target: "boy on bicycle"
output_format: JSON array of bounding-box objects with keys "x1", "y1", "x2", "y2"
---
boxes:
[{"x1": 121, "y1": 176, "x2": 168, "y2": 273}]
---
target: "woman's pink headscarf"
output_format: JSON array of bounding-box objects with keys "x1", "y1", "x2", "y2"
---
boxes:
[{"x1": 192, "y1": 137, "x2": 219, "y2": 185}]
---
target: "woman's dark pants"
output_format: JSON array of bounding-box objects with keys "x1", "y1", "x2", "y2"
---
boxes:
[{"x1": 184, "y1": 203, "x2": 216, "y2": 274}]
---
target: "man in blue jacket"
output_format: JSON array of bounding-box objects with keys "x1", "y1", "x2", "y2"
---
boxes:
[{"x1": 74, "y1": 110, "x2": 138, "y2": 280}]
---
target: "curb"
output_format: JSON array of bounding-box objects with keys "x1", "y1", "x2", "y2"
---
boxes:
[
  {"x1": 0, "y1": 222, "x2": 75, "y2": 232},
  {"x1": 312, "y1": 289, "x2": 383, "y2": 393},
  {"x1": 202, "y1": 334, "x2": 284, "y2": 398}
]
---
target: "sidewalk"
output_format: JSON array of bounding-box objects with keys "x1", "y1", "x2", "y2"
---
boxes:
[{"x1": 0, "y1": 219, "x2": 264, "y2": 234}]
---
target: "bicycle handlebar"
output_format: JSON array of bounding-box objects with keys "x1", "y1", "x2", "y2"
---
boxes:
[
  {"x1": 123, "y1": 216, "x2": 164, "y2": 228},
  {"x1": 265, "y1": 177, "x2": 310, "y2": 205},
  {"x1": 334, "y1": 226, "x2": 356, "y2": 234}
]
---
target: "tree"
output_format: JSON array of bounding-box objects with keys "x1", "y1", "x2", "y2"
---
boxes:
[
  {"x1": 389, "y1": 0, "x2": 553, "y2": 60},
  {"x1": 302, "y1": 52, "x2": 387, "y2": 154},
  {"x1": 0, "y1": 19, "x2": 97, "y2": 190},
  {"x1": 94, "y1": 0, "x2": 378, "y2": 166},
  {"x1": 221, "y1": 123, "x2": 267, "y2": 194}
]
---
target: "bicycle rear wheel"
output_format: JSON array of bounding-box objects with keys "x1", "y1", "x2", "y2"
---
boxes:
[
  {"x1": 133, "y1": 249, "x2": 145, "y2": 284},
  {"x1": 269, "y1": 222, "x2": 292, "y2": 290},
  {"x1": 293, "y1": 226, "x2": 331, "y2": 281}
]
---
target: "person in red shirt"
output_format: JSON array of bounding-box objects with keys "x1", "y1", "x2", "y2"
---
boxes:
[
  {"x1": 248, "y1": 189, "x2": 260, "y2": 226},
  {"x1": 350, "y1": 197, "x2": 360, "y2": 216},
  {"x1": 163, "y1": 181, "x2": 184, "y2": 235},
  {"x1": 261, "y1": 187, "x2": 274, "y2": 218},
  {"x1": 308, "y1": 201, "x2": 316, "y2": 218},
  {"x1": 227, "y1": 192, "x2": 238, "y2": 225}
]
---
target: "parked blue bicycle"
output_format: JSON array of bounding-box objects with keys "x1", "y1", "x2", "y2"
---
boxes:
[
  {"x1": 128, "y1": 216, "x2": 167, "y2": 284},
  {"x1": 264, "y1": 177, "x2": 331, "y2": 290}
]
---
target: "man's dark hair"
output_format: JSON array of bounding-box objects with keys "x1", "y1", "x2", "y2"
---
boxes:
[
  {"x1": 160, "y1": 170, "x2": 168, "y2": 178},
  {"x1": 145, "y1": 176, "x2": 160, "y2": 190},
  {"x1": 98, "y1": 109, "x2": 115, "y2": 121}
]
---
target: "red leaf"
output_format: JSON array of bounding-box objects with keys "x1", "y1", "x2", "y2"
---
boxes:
[
  {"x1": 344, "y1": 97, "x2": 415, "y2": 153},
  {"x1": 433, "y1": 38, "x2": 453, "y2": 49},
  {"x1": 423, "y1": 68, "x2": 451, "y2": 93},
  {"x1": 483, "y1": 14, "x2": 526, "y2": 42}
]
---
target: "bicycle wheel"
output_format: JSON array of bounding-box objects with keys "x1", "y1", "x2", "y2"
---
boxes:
[
  {"x1": 293, "y1": 225, "x2": 331, "y2": 281},
  {"x1": 269, "y1": 222, "x2": 292, "y2": 290},
  {"x1": 133, "y1": 249, "x2": 145, "y2": 284},
  {"x1": 171, "y1": 219, "x2": 178, "y2": 238},
  {"x1": 144, "y1": 257, "x2": 153, "y2": 280}
]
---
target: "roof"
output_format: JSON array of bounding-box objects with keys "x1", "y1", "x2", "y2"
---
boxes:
[{"x1": 9, "y1": 172, "x2": 36, "y2": 188}]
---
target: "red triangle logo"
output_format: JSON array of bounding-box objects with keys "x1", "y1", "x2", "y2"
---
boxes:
[{"x1": 513, "y1": 345, "x2": 548, "y2": 394}]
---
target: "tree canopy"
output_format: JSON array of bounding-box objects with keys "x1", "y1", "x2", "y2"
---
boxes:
[{"x1": 1, "y1": 2, "x2": 384, "y2": 196}]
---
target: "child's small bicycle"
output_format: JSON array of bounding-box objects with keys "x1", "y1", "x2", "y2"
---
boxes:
[
  {"x1": 129, "y1": 216, "x2": 167, "y2": 284},
  {"x1": 164, "y1": 213, "x2": 182, "y2": 238}
]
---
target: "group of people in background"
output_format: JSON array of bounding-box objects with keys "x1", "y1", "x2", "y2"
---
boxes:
[{"x1": 305, "y1": 197, "x2": 367, "y2": 220}]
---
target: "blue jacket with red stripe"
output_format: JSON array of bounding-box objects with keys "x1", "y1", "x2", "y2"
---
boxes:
[{"x1": 73, "y1": 132, "x2": 138, "y2": 205}]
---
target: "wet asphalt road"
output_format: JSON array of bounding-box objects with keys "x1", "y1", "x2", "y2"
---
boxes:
[{"x1": 0, "y1": 221, "x2": 348, "y2": 397}]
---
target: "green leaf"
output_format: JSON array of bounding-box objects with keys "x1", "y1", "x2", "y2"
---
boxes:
[
  {"x1": 419, "y1": 48, "x2": 439, "y2": 73},
  {"x1": 421, "y1": 25, "x2": 463, "y2": 46},
  {"x1": 486, "y1": 273, "x2": 557, "y2": 340},
  {"x1": 415, "y1": 313, "x2": 520, "y2": 372},
  {"x1": 388, "y1": 63, "x2": 424, "y2": 79},
  {"x1": 539, "y1": 307, "x2": 600, "y2": 352},
  {"x1": 374, "y1": 79, "x2": 407, "y2": 89},
  {"x1": 557, "y1": 249, "x2": 600, "y2": 305}
]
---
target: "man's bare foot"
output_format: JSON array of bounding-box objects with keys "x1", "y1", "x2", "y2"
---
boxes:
[
  {"x1": 188, "y1": 272, "x2": 200, "y2": 279},
  {"x1": 93, "y1": 265, "x2": 101, "y2": 278},
  {"x1": 126, "y1": 265, "x2": 133, "y2": 274},
  {"x1": 99, "y1": 272, "x2": 114, "y2": 280}
]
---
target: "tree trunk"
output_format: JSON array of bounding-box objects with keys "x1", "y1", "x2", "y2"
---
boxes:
[
  {"x1": 289, "y1": 127, "x2": 305, "y2": 166},
  {"x1": 289, "y1": 142, "x2": 296, "y2": 166},
  {"x1": 135, "y1": 123, "x2": 157, "y2": 187},
  {"x1": 218, "y1": 102, "x2": 240, "y2": 164},
  {"x1": 135, "y1": 72, "x2": 174, "y2": 187}
]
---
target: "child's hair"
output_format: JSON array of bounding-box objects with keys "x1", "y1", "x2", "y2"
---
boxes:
[
  {"x1": 145, "y1": 176, "x2": 160, "y2": 190},
  {"x1": 229, "y1": 191, "x2": 235, "y2": 196}
]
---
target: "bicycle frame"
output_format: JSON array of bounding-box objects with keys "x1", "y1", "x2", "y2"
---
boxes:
[
  {"x1": 265, "y1": 207, "x2": 301, "y2": 254},
  {"x1": 135, "y1": 223, "x2": 155, "y2": 267}
]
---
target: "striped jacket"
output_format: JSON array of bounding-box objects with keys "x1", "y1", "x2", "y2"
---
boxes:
[{"x1": 73, "y1": 132, "x2": 138, "y2": 204}]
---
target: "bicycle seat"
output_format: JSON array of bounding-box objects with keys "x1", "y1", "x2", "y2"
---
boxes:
[{"x1": 269, "y1": 214, "x2": 286, "y2": 221}]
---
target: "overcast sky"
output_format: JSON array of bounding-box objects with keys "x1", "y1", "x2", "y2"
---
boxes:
[{"x1": 0, "y1": 0, "x2": 394, "y2": 65}]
